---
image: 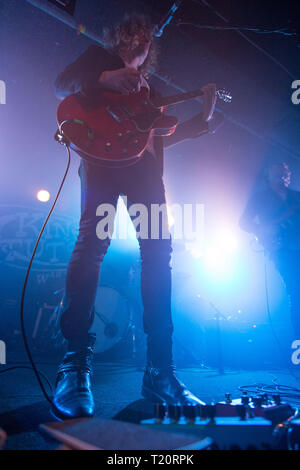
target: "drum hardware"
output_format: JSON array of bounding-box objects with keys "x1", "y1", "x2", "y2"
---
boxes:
[
  {"x1": 32, "y1": 302, "x2": 57, "y2": 340},
  {"x1": 93, "y1": 302, "x2": 137, "y2": 358},
  {"x1": 46, "y1": 285, "x2": 140, "y2": 358},
  {"x1": 94, "y1": 308, "x2": 120, "y2": 339},
  {"x1": 209, "y1": 302, "x2": 227, "y2": 376}
]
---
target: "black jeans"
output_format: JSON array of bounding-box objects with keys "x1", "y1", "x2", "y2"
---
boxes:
[
  {"x1": 272, "y1": 250, "x2": 300, "y2": 340},
  {"x1": 60, "y1": 152, "x2": 174, "y2": 366}
]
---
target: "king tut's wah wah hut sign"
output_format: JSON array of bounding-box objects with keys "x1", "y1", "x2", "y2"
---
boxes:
[{"x1": 0, "y1": 206, "x2": 77, "y2": 272}]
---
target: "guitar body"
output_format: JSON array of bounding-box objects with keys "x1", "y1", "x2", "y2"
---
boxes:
[{"x1": 57, "y1": 87, "x2": 178, "y2": 166}]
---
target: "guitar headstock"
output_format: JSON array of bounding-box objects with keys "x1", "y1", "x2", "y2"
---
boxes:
[{"x1": 217, "y1": 89, "x2": 232, "y2": 103}]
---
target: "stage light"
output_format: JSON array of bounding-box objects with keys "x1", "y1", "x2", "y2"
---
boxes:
[
  {"x1": 205, "y1": 227, "x2": 240, "y2": 274},
  {"x1": 203, "y1": 245, "x2": 229, "y2": 276},
  {"x1": 213, "y1": 228, "x2": 239, "y2": 253},
  {"x1": 113, "y1": 196, "x2": 137, "y2": 241},
  {"x1": 185, "y1": 227, "x2": 240, "y2": 278},
  {"x1": 36, "y1": 189, "x2": 50, "y2": 202},
  {"x1": 185, "y1": 242, "x2": 203, "y2": 259},
  {"x1": 166, "y1": 204, "x2": 175, "y2": 228}
]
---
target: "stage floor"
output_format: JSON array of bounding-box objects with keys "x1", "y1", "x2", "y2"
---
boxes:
[{"x1": 1, "y1": 361, "x2": 300, "y2": 450}]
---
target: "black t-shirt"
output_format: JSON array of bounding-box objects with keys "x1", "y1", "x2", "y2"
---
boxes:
[
  {"x1": 241, "y1": 188, "x2": 300, "y2": 227},
  {"x1": 240, "y1": 187, "x2": 300, "y2": 253}
]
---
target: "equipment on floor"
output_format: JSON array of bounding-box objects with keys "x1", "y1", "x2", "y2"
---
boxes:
[{"x1": 140, "y1": 393, "x2": 298, "y2": 450}]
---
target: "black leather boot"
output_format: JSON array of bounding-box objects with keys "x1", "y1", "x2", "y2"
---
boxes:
[
  {"x1": 142, "y1": 364, "x2": 205, "y2": 406},
  {"x1": 52, "y1": 336, "x2": 95, "y2": 420}
]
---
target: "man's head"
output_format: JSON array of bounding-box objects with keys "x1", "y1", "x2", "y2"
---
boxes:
[
  {"x1": 103, "y1": 13, "x2": 157, "y2": 75},
  {"x1": 267, "y1": 162, "x2": 291, "y2": 188}
]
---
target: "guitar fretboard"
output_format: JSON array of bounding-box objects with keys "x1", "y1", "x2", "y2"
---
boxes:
[{"x1": 157, "y1": 89, "x2": 204, "y2": 107}]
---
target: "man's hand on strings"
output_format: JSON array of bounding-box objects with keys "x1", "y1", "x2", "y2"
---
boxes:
[{"x1": 98, "y1": 68, "x2": 143, "y2": 94}]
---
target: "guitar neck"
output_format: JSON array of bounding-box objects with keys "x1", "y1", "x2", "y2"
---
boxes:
[{"x1": 156, "y1": 88, "x2": 204, "y2": 108}]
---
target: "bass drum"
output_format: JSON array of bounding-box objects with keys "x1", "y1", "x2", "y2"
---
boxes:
[
  {"x1": 50, "y1": 285, "x2": 131, "y2": 355},
  {"x1": 93, "y1": 285, "x2": 130, "y2": 354}
]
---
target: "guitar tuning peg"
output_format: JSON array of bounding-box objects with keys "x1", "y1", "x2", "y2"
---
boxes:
[
  {"x1": 223, "y1": 90, "x2": 232, "y2": 103},
  {"x1": 216, "y1": 89, "x2": 232, "y2": 103}
]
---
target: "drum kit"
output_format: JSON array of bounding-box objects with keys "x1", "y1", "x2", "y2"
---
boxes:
[
  {"x1": 32, "y1": 260, "x2": 144, "y2": 359},
  {"x1": 50, "y1": 284, "x2": 137, "y2": 355}
]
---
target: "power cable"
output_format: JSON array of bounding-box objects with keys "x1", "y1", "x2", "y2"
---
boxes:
[{"x1": 193, "y1": 0, "x2": 297, "y2": 80}]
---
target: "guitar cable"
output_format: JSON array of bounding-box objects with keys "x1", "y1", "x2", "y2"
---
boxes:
[
  {"x1": 4, "y1": 131, "x2": 72, "y2": 405},
  {"x1": 12, "y1": 128, "x2": 300, "y2": 406}
]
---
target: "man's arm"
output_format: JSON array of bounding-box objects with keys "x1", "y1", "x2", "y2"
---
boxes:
[
  {"x1": 163, "y1": 83, "x2": 216, "y2": 148},
  {"x1": 55, "y1": 45, "x2": 144, "y2": 101},
  {"x1": 164, "y1": 112, "x2": 209, "y2": 148},
  {"x1": 55, "y1": 45, "x2": 109, "y2": 100}
]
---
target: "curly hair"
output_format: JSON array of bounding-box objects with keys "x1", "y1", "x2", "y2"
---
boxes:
[{"x1": 102, "y1": 13, "x2": 158, "y2": 77}]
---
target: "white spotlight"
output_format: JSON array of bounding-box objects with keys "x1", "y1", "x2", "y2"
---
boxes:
[{"x1": 37, "y1": 190, "x2": 50, "y2": 202}]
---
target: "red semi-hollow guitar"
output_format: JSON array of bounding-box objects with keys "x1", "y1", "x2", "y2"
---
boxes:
[{"x1": 57, "y1": 86, "x2": 231, "y2": 166}]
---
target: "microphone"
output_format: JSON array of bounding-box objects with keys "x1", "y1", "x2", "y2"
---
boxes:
[{"x1": 153, "y1": 0, "x2": 182, "y2": 38}]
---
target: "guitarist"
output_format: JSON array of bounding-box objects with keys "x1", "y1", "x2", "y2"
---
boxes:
[
  {"x1": 239, "y1": 162, "x2": 300, "y2": 341},
  {"x1": 53, "y1": 13, "x2": 217, "y2": 419}
]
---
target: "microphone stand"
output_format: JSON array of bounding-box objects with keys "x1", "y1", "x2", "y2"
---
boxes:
[
  {"x1": 209, "y1": 301, "x2": 227, "y2": 375},
  {"x1": 153, "y1": 1, "x2": 183, "y2": 38}
]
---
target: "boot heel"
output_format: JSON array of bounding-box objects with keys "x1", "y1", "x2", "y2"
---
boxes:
[{"x1": 142, "y1": 385, "x2": 163, "y2": 403}]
